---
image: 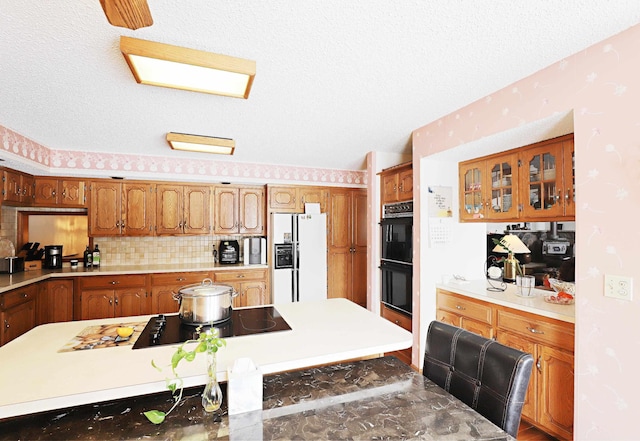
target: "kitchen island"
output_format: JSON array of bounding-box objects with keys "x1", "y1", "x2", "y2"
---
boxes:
[
  {"x1": 0, "y1": 356, "x2": 514, "y2": 440},
  {"x1": 0, "y1": 298, "x2": 412, "y2": 419}
]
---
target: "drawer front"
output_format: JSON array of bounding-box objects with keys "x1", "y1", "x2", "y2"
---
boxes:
[
  {"x1": 79, "y1": 274, "x2": 147, "y2": 290},
  {"x1": 214, "y1": 269, "x2": 267, "y2": 283},
  {"x1": 437, "y1": 291, "x2": 492, "y2": 325},
  {"x1": 1, "y1": 284, "x2": 37, "y2": 310},
  {"x1": 497, "y1": 309, "x2": 574, "y2": 350},
  {"x1": 381, "y1": 304, "x2": 412, "y2": 331},
  {"x1": 151, "y1": 272, "x2": 210, "y2": 286}
]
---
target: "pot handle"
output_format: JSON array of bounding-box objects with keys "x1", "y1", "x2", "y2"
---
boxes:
[
  {"x1": 232, "y1": 289, "x2": 239, "y2": 298},
  {"x1": 201, "y1": 278, "x2": 213, "y2": 286},
  {"x1": 172, "y1": 291, "x2": 182, "y2": 304}
]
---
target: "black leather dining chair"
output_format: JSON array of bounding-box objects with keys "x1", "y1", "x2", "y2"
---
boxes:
[{"x1": 423, "y1": 320, "x2": 534, "y2": 438}]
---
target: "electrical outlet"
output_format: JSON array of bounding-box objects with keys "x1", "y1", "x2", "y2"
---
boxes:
[{"x1": 604, "y1": 274, "x2": 633, "y2": 300}]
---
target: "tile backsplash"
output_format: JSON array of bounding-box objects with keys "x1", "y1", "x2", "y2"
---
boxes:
[{"x1": 1, "y1": 206, "x2": 250, "y2": 266}]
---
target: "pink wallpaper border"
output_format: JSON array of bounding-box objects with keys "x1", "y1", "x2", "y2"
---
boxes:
[{"x1": 0, "y1": 125, "x2": 366, "y2": 187}]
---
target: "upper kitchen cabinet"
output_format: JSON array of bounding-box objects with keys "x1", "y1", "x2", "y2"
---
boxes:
[
  {"x1": 213, "y1": 185, "x2": 265, "y2": 235},
  {"x1": 380, "y1": 162, "x2": 412, "y2": 204},
  {"x1": 459, "y1": 152, "x2": 519, "y2": 221},
  {"x1": 89, "y1": 180, "x2": 155, "y2": 236},
  {"x1": 156, "y1": 184, "x2": 211, "y2": 235},
  {"x1": 1, "y1": 168, "x2": 34, "y2": 205},
  {"x1": 267, "y1": 185, "x2": 329, "y2": 213},
  {"x1": 519, "y1": 134, "x2": 574, "y2": 220},
  {"x1": 34, "y1": 177, "x2": 86, "y2": 207}
]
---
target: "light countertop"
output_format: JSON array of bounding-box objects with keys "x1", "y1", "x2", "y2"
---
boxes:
[
  {"x1": 0, "y1": 263, "x2": 268, "y2": 293},
  {"x1": 436, "y1": 279, "x2": 575, "y2": 323},
  {"x1": 0, "y1": 298, "x2": 412, "y2": 419}
]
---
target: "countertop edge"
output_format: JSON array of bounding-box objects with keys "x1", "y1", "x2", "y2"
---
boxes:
[{"x1": 436, "y1": 280, "x2": 575, "y2": 323}]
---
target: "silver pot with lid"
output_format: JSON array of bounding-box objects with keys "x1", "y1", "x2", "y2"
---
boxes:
[{"x1": 173, "y1": 278, "x2": 237, "y2": 325}]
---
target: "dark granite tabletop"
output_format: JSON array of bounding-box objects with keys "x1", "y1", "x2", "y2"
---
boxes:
[{"x1": 0, "y1": 356, "x2": 513, "y2": 440}]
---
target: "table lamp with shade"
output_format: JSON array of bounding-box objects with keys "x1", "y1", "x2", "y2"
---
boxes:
[{"x1": 492, "y1": 234, "x2": 531, "y2": 281}]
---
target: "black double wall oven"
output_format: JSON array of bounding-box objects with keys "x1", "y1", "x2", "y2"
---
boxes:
[{"x1": 380, "y1": 201, "x2": 413, "y2": 316}]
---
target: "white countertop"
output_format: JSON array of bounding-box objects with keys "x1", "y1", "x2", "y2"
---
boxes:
[
  {"x1": 436, "y1": 280, "x2": 575, "y2": 323},
  {"x1": 0, "y1": 263, "x2": 268, "y2": 293},
  {"x1": 0, "y1": 298, "x2": 412, "y2": 419}
]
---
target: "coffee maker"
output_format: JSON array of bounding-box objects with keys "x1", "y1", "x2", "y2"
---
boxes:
[{"x1": 44, "y1": 245, "x2": 63, "y2": 269}]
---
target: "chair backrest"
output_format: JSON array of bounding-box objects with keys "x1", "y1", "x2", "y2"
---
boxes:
[{"x1": 422, "y1": 321, "x2": 533, "y2": 438}]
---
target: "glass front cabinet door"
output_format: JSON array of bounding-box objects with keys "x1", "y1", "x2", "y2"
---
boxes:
[
  {"x1": 459, "y1": 153, "x2": 518, "y2": 221},
  {"x1": 519, "y1": 136, "x2": 574, "y2": 219}
]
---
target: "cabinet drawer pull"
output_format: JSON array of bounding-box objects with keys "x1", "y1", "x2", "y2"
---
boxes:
[
  {"x1": 455, "y1": 305, "x2": 465, "y2": 310},
  {"x1": 21, "y1": 293, "x2": 28, "y2": 298},
  {"x1": 527, "y1": 326, "x2": 544, "y2": 334},
  {"x1": 177, "y1": 277, "x2": 186, "y2": 281},
  {"x1": 111, "y1": 281, "x2": 120, "y2": 285},
  {"x1": 394, "y1": 320, "x2": 400, "y2": 325}
]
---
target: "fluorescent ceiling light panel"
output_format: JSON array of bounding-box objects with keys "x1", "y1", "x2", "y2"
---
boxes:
[
  {"x1": 120, "y1": 36, "x2": 256, "y2": 98},
  {"x1": 167, "y1": 132, "x2": 235, "y2": 155}
]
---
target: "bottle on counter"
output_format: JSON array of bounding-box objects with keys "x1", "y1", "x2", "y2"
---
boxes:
[
  {"x1": 92, "y1": 244, "x2": 101, "y2": 267},
  {"x1": 83, "y1": 245, "x2": 93, "y2": 268}
]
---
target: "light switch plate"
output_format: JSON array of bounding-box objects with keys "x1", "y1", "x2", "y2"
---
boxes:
[{"x1": 604, "y1": 274, "x2": 633, "y2": 300}]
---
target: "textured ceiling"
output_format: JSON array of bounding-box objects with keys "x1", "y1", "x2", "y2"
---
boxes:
[{"x1": 1, "y1": 1, "x2": 640, "y2": 172}]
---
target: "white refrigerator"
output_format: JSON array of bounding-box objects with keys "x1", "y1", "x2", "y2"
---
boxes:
[{"x1": 271, "y1": 213, "x2": 327, "y2": 304}]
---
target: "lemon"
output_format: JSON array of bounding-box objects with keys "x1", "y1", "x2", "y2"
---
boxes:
[{"x1": 117, "y1": 327, "x2": 134, "y2": 338}]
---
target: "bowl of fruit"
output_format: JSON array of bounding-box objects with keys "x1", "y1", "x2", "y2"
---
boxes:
[{"x1": 544, "y1": 278, "x2": 575, "y2": 305}]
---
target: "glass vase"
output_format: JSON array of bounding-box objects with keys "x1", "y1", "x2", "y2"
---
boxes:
[{"x1": 201, "y1": 350, "x2": 223, "y2": 412}]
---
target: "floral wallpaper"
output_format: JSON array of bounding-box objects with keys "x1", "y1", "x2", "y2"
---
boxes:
[
  {"x1": 0, "y1": 125, "x2": 366, "y2": 186},
  {"x1": 413, "y1": 24, "x2": 640, "y2": 439}
]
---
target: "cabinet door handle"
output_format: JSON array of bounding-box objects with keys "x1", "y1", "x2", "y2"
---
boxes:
[
  {"x1": 114, "y1": 297, "x2": 119, "y2": 305},
  {"x1": 4, "y1": 319, "x2": 9, "y2": 329},
  {"x1": 536, "y1": 356, "x2": 542, "y2": 372},
  {"x1": 109, "y1": 298, "x2": 113, "y2": 305},
  {"x1": 527, "y1": 326, "x2": 544, "y2": 335}
]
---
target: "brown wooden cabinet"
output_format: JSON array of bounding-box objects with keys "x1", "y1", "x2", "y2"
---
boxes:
[
  {"x1": 156, "y1": 184, "x2": 211, "y2": 235},
  {"x1": 459, "y1": 152, "x2": 518, "y2": 221},
  {"x1": 213, "y1": 185, "x2": 265, "y2": 235},
  {"x1": 495, "y1": 308, "x2": 574, "y2": 440},
  {"x1": 327, "y1": 188, "x2": 367, "y2": 307},
  {"x1": 89, "y1": 180, "x2": 155, "y2": 236},
  {"x1": 436, "y1": 290, "x2": 493, "y2": 338},
  {"x1": 77, "y1": 274, "x2": 148, "y2": 320},
  {"x1": 267, "y1": 185, "x2": 329, "y2": 213},
  {"x1": 2, "y1": 169, "x2": 34, "y2": 205},
  {"x1": 150, "y1": 271, "x2": 211, "y2": 314},
  {"x1": 380, "y1": 304, "x2": 412, "y2": 365},
  {"x1": 380, "y1": 162, "x2": 412, "y2": 204},
  {"x1": 0, "y1": 284, "x2": 37, "y2": 346},
  {"x1": 436, "y1": 288, "x2": 574, "y2": 439},
  {"x1": 34, "y1": 177, "x2": 86, "y2": 207},
  {"x1": 214, "y1": 269, "x2": 269, "y2": 307},
  {"x1": 459, "y1": 133, "x2": 574, "y2": 222},
  {"x1": 519, "y1": 134, "x2": 574, "y2": 220},
  {"x1": 37, "y1": 279, "x2": 74, "y2": 325}
]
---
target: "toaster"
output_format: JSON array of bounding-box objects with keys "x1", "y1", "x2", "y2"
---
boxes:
[{"x1": 0, "y1": 256, "x2": 25, "y2": 274}]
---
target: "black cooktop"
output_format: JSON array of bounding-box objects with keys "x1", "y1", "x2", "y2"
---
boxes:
[{"x1": 132, "y1": 306, "x2": 291, "y2": 350}]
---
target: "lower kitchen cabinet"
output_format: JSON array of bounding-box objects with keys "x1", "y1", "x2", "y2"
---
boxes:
[
  {"x1": 214, "y1": 269, "x2": 269, "y2": 307},
  {"x1": 0, "y1": 284, "x2": 37, "y2": 346},
  {"x1": 150, "y1": 271, "x2": 211, "y2": 314},
  {"x1": 436, "y1": 290, "x2": 493, "y2": 338},
  {"x1": 380, "y1": 304, "x2": 412, "y2": 365},
  {"x1": 37, "y1": 279, "x2": 74, "y2": 325},
  {"x1": 77, "y1": 275, "x2": 148, "y2": 320},
  {"x1": 436, "y1": 288, "x2": 574, "y2": 440},
  {"x1": 495, "y1": 309, "x2": 574, "y2": 440}
]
